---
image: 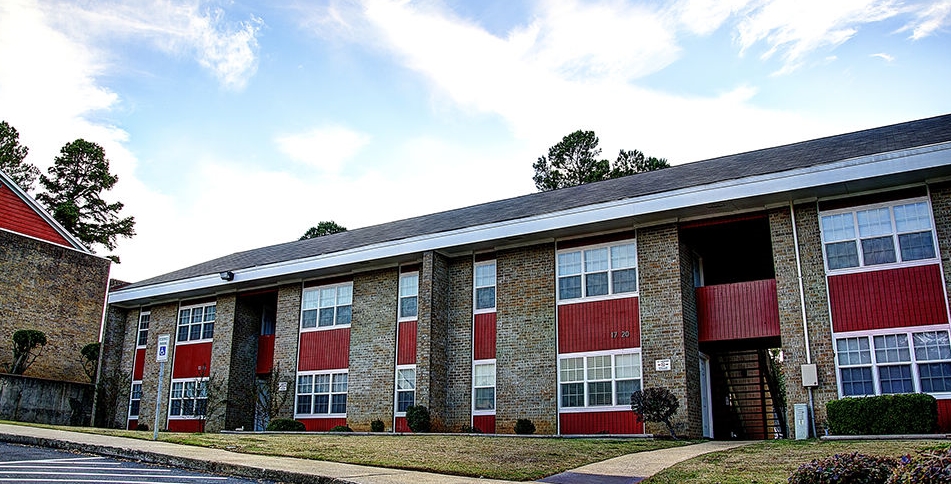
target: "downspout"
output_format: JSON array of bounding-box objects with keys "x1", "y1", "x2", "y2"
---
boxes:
[{"x1": 789, "y1": 202, "x2": 817, "y2": 438}]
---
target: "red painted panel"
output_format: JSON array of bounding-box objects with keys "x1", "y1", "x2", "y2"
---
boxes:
[
  {"x1": 397, "y1": 321, "x2": 417, "y2": 365},
  {"x1": 167, "y1": 419, "x2": 203, "y2": 432},
  {"x1": 472, "y1": 415, "x2": 496, "y2": 434},
  {"x1": 257, "y1": 334, "x2": 275, "y2": 375},
  {"x1": 938, "y1": 399, "x2": 951, "y2": 433},
  {"x1": 133, "y1": 348, "x2": 146, "y2": 380},
  {"x1": 558, "y1": 298, "x2": 640, "y2": 354},
  {"x1": 299, "y1": 417, "x2": 348, "y2": 431},
  {"x1": 0, "y1": 184, "x2": 71, "y2": 246},
  {"x1": 697, "y1": 279, "x2": 781, "y2": 342},
  {"x1": 298, "y1": 328, "x2": 350, "y2": 371},
  {"x1": 559, "y1": 411, "x2": 644, "y2": 435},
  {"x1": 829, "y1": 265, "x2": 948, "y2": 332},
  {"x1": 127, "y1": 419, "x2": 138, "y2": 430},
  {"x1": 172, "y1": 342, "x2": 212, "y2": 379},
  {"x1": 395, "y1": 417, "x2": 410, "y2": 433},
  {"x1": 474, "y1": 313, "x2": 496, "y2": 360}
]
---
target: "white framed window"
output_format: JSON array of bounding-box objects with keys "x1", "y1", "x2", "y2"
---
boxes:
[
  {"x1": 559, "y1": 350, "x2": 642, "y2": 410},
  {"x1": 295, "y1": 370, "x2": 348, "y2": 417},
  {"x1": 136, "y1": 311, "x2": 150, "y2": 348},
  {"x1": 834, "y1": 326, "x2": 951, "y2": 398},
  {"x1": 128, "y1": 381, "x2": 142, "y2": 419},
  {"x1": 301, "y1": 282, "x2": 352, "y2": 330},
  {"x1": 474, "y1": 261, "x2": 496, "y2": 312},
  {"x1": 177, "y1": 303, "x2": 215, "y2": 344},
  {"x1": 399, "y1": 273, "x2": 419, "y2": 320},
  {"x1": 168, "y1": 378, "x2": 207, "y2": 419},
  {"x1": 820, "y1": 198, "x2": 937, "y2": 273},
  {"x1": 395, "y1": 365, "x2": 416, "y2": 415},
  {"x1": 473, "y1": 360, "x2": 496, "y2": 414},
  {"x1": 557, "y1": 240, "x2": 637, "y2": 302}
]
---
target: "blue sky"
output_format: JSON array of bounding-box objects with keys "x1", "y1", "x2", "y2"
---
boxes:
[{"x1": 1, "y1": 0, "x2": 949, "y2": 282}]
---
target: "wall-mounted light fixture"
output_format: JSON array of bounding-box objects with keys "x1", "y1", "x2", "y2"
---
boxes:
[{"x1": 219, "y1": 271, "x2": 234, "y2": 281}]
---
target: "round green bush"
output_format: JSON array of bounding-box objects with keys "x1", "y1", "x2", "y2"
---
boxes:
[
  {"x1": 266, "y1": 418, "x2": 305, "y2": 431},
  {"x1": 514, "y1": 418, "x2": 536, "y2": 435},
  {"x1": 788, "y1": 452, "x2": 897, "y2": 484},
  {"x1": 329, "y1": 425, "x2": 353, "y2": 432},
  {"x1": 406, "y1": 405, "x2": 431, "y2": 433},
  {"x1": 370, "y1": 419, "x2": 385, "y2": 432},
  {"x1": 135, "y1": 423, "x2": 149, "y2": 431}
]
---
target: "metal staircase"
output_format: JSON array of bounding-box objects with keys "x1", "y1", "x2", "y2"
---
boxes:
[{"x1": 711, "y1": 349, "x2": 785, "y2": 439}]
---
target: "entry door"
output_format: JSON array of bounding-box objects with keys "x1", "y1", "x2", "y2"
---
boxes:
[{"x1": 699, "y1": 353, "x2": 713, "y2": 438}]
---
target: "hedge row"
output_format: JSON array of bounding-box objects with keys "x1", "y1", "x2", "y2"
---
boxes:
[{"x1": 826, "y1": 393, "x2": 937, "y2": 435}]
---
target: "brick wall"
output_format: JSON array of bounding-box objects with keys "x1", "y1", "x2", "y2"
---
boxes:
[
  {"x1": 219, "y1": 295, "x2": 259, "y2": 431},
  {"x1": 271, "y1": 283, "x2": 302, "y2": 420},
  {"x1": 96, "y1": 305, "x2": 134, "y2": 428},
  {"x1": 496, "y1": 243, "x2": 556, "y2": 434},
  {"x1": 137, "y1": 302, "x2": 178, "y2": 431},
  {"x1": 347, "y1": 267, "x2": 399, "y2": 431},
  {"x1": 931, "y1": 182, "x2": 951, "y2": 323},
  {"x1": 417, "y1": 251, "x2": 450, "y2": 428},
  {"x1": 444, "y1": 256, "x2": 473, "y2": 430},
  {"x1": 0, "y1": 230, "x2": 110, "y2": 383},
  {"x1": 638, "y1": 223, "x2": 702, "y2": 438},
  {"x1": 769, "y1": 204, "x2": 837, "y2": 432}
]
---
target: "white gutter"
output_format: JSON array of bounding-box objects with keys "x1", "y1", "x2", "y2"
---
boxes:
[{"x1": 109, "y1": 141, "x2": 951, "y2": 305}]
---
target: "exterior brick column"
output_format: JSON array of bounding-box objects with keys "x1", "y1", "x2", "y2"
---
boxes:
[
  {"x1": 769, "y1": 204, "x2": 837, "y2": 433},
  {"x1": 348, "y1": 268, "x2": 398, "y2": 431},
  {"x1": 96, "y1": 305, "x2": 132, "y2": 428},
  {"x1": 443, "y1": 256, "x2": 473, "y2": 430},
  {"x1": 417, "y1": 251, "x2": 450, "y2": 428},
  {"x1": 204, "y1": 294, "x2": 237, "y2": 433},
  {"x1": 137, "y1": 302, "x2": 178, "y2": 431},
  {"x1": 219, "y1": 295, "x2": 260, "y2": 431},
  {"x1": 271, "y1": 283, "x2": 302, "y2": 420},
  {"x1": 638, "y1": 223, "x2": 702, "y2": 438},
  {"x1": 930, "y1": 182, "x2": 951, "y2": 319},
  {"x1": 496, "y1": 243, "x2": 557, "y2": 434}
]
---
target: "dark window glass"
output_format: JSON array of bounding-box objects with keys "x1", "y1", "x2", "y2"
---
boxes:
[
  {"x1": 560, "y1": 382, "x2": 584, "y2": 407},
  {"x1": 878, "y1": 365, "x2": 913, "y2": 394},
  {"x1": 826, "y1": 241, "x2": 859, "y2": 269},
  {"x1": 861, "y1": 236, "x2": 897, "y2": 265},
  {"x1": 301, "y1": 310, "x2": 317, "y2": 328},
  {"x1": 313, "y1": 394, "x2": 329, "y2": 414},
  {"x1": 318, "y1": 308, "x2": 335, "y2": 327},
  {"x1": 559, "y1": 275, "x2": 582, "y2": 300},
  {"x1": 296, "y1": 395, "x2": 311, "y2": 414},
  {"x1": 400, "y1": 297, "x2": 417, "y2": 319},
  {"x1": 920, "y1": 362, "x2": 951, "y2": 392},
  {"x1": 476, "y1": 287, "x2": 495, "y2": 310},
  {"x1": 899, "y1": 231, "x2": 935, "y2": 261},
  {"x1": 585, "y1": 272, "x2": 608, "y2": 297},
  {"x1": 840, "y1": 367, "x2": 874, "y2": 396},
  {"x1": 336, "y1": 305, "x2": 352, "y2": 325},
  {"x1": 612, "y1": 268, "x2": 637, "y2": 294},
  {"x1": 397, "y1": 391, "x2": 415, "y2": 413},
  {"x1": 331, "y1": 394, "x2": 347, "y2": 414}
]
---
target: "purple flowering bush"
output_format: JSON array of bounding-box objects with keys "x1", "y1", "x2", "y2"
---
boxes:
[
  {"x1": 787, "y1": 452, "x2": 898, "y2": 484},
  {"x1": 889, "y1": 448, "x2": 951, "y2": 484}
]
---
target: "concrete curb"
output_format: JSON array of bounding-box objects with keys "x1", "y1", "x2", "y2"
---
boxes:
[
  {"x1": 820, "y1": 434, "x2": 951, "y2": 441},
  {"x1": 0, "y1": 432, "x2": 350, "y2": 484}
]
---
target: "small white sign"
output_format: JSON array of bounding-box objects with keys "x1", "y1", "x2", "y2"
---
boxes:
[
  {"x1": 278, "y1": 381, "x2": 288, "y2": 392},
  {"x1": 156, "y1": 334, "x2": 170, "y2": 362},
  {"x1": 655, "y1": 358, "x2": 671, "y2": 371}
]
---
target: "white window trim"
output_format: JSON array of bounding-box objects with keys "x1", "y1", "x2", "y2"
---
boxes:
[
  {"x1": 300, "y1": 282, "x2": 353, "y2": 332},
  {"x1": 136, "y1": 311, "x2": 150, "y2": 349},
  {"x1": 558, "y1": 348, "x2": 642, "y2": 413},
  {"x1": 175, "y1": 302, "x2": 215, "y2": 345},
  {"x1": 294, "y1": 369, "x2": 349, "y2": 418},
  {"x1": 556, "y1": 239, "x2": 639, "y2": 305},
  {"x1": 398, "y1": 272, "x2": 419, "y2": 322},
  {"x1": 167, "y1": 377, "x2": 208, "y2": 420},
  {"x1": 833, "y1": 324, "x2": 951, "y2": 400},
  {"x1": 473, "y1": 260, "x2": 497, "y2": 314},
  {"x1": 472, "y1": 359, "x2": 496, "y2": 416},
  {"x1": 819, "y1": 197, "x2": 939, "y2": 275},
  {"x1": 128, "y1": 380, "x2": 142, "y2": 420},
  {"x1": 394, "y1": 364, "x2": 417, "y2": 417}
]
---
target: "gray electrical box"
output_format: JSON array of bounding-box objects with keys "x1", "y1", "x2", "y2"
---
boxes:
[
  {"x1": 794, "y1": 403, "x2": 810, "y2": 440},
  {"x1": 801, "y1": 364, "x2": 818, "y2": 387}
]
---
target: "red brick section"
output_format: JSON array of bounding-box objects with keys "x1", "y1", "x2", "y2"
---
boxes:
[
  {"x1": 298, "y1": 328, "x2": 350, "y2": 371},
  {"x1": 299, "y1": 417, "x2": 348, "y2": 431},
  {"x1": 172, "y1": 342, "x2": 212, "y2": 379},
  {"x1": 828, "y1": 264, "x2": 947, "y2": 332},
  {"x1": 697, "y1": 279, "x2": 780, "y2": 342},
  {"x1": 133, "y1": 349, "x2": 146, "y2": 380},
  {"x1": 560, "y1": 411, "x2": 643, "y2": 434},
  {"x1": 473, "y1": 313, "x2": 496, "y2": 360},
  {"x1": 397, "y1": 321, "x2": 417, "y2": 365},
  {"x1": 256, "y1": 334, "x2": 274, "y2": 374},
  {"x1": 558, "y1": 297, "x2": 640, "y2": 353},
  {"x1": 472, "y1": 414, "x2": 495, "y2": 433},
  {"x1": 0, "y1": 184, "x2": 71, "y2": 247}
]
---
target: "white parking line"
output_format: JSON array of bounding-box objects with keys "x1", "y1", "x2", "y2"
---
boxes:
[
  {"x1": 0, "y1": 471, "x2": 226, "y2": 480},
  {"x1": 0, "y1": 457, "x2": 106, "y2": 465}
]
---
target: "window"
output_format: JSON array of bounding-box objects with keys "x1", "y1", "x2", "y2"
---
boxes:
[
  {"x1": 129, "y1": 382, "x2": 142, "y2": 418},
  {"x1": 399, "y1": 273, "x2": 418, "y2": 320},
  {"x1": 559, "y1": 351, "x2": 642, "y2": 409},
  {"x1": 295, "y1": 371, "x2": 348, "y2": 416},
  {"x1": 301, "y1": 283, "x2": 352, "y2": 329},
  {"x1": 557, "y1": 241, "x2": 637, "y2": 301},
  {"x1": 834, "y1": 328, "x2": 951, "y2": 397},
  {"x1": 177, "y1": 303, "x2": 215, "y2": 343},
  {"x1": 474, "y1": 261, "x2": 496, "y2": 311},
  {"x1": 820, "y1": 199, "x2": 936, "y2": 272},
  {"x1": 137, "y1": 312, "x2": 150, "y2": 347},
  {"x1": 473, "y1": 361, "x2": 496, "y2": 412},
  {"x1": 169, "y1": 378, "x2": 207, "y2": 418},
  {"x1": 396, "y1": 366, "x2": 416, "y2": 413}
]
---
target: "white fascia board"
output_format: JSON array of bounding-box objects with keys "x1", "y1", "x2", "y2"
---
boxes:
[{"x1": 108, "y1": 142, "x2": 951, "y2": 305}]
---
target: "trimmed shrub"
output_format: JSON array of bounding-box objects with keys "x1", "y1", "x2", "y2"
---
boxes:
[
  {"x1": 330, "y1": 425, "x2": 353, "y2": 432},
  {"x1": 371, "y1": 419, "x2": 385, "y2": 432},
  {"x1": 788, "y1": 452, "x2": 898, "y2": 484},
  {"x1": 631, "y1": 387, "x2": 680, "y2": 439},
  {"x1": 514, "y1": 419, "x2": 536, "y2": 435},
  {"x1": 406, "y1": 405, "x2": 431, "y2": 433},
  {"x1": 890, "y1": 449, "x2": 951, "y2": 484},
  {"x1": 266, "y1": 418, "x2": 305, "y2": 431},
  {"x1": 135, "y1": 423, "x2": 149, "y2": 431},
  {"x1": 826, "y1": 394, "x2": 937, "y2": 435}
]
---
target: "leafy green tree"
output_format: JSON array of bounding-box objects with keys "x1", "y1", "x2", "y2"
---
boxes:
[
  {"x1": 0, "y1": 120, "x2": 40, "y2": 192},
  {"x1": 35, "y1": 139, "x2": 135, "y2": 261},
  {"x1": 6, "y1": 329, "x2": 48, "y2": 375},
  {"x1": 630, "y1": 387, "x2": 680, "y2": 439},
  {"x1": 80, "y1": 342, "x2": 100, "y2": 383},
  {"x1": 299, "y1": 220, "x2": 347, "y2": 240},
  {"x1": 533, "y1": 130, "x2": 668, "y2": 191}
]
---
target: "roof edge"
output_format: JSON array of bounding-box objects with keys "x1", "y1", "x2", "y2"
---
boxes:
[{"x1": 0, "y1": 168, "x2": 95, "y2": 254}]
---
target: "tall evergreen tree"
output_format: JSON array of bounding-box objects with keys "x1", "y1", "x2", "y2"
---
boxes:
[
  {"x1": 0, "y1": 120, "x2": 40, "y2": 192},
  {"x1": 36, "y1": 139, "x2": 135, "y2": 261},
  {"x1": 533, "y1": 130, "x2": 668, "y2": 191},
  {"x1": 300, "y1": 221, "x2": 347, "y2": 240}
]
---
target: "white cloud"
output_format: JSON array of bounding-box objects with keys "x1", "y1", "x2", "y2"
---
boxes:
[
  {"x1": 274, "y1": 126, "x2": 371, "y2": 173},
  {"x1": 899, "y1": 0, "x2": 951, "y2": 40},
  {"x1": 870, "y1": 52, "x2": 895, "y2": 62},
  {"x1": 674, "y1": 0, "x2": 753, "y2": 36}
]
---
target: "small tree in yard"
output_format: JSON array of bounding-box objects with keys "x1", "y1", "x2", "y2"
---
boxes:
[
  {"x1": 80, "y1": 342, "x2": 100, "y2": 384},
  {"x1": 631, "y1": 387, "x2": 680, "y2": 439},
  {"x1": 5, "y1": 329, "x2": 47, "y2": 375},
  {"x1": 253, "y1": 363, "x2": 292, "y2": 431},
  {"x1": 195, "y1": 364, "x2": 228, "y2": 433},
  {"x1": 406, "y1": 405, "x2": 431, "y2": 433}
]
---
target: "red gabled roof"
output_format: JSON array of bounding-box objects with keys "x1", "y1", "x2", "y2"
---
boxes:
[{"x1": 0, "y1": 171, "x2": 87, "y2": 250}]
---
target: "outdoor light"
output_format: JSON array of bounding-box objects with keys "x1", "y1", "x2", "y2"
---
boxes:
[{"x1": 219, "y1": 271, "x2": 234, "y2": 281}]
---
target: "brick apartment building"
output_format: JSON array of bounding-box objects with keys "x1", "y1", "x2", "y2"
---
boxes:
[
  {"x1": 0, "y1": 169, "x2": 111, "y2": 384},
  {"x1": 102, "y1": 114, "x2": 951, "y2": 438}
]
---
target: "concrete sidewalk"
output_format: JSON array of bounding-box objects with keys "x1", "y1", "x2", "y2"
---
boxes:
[{"x1": 0, "y1": 423, "x2": 751, "y2": 483}]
